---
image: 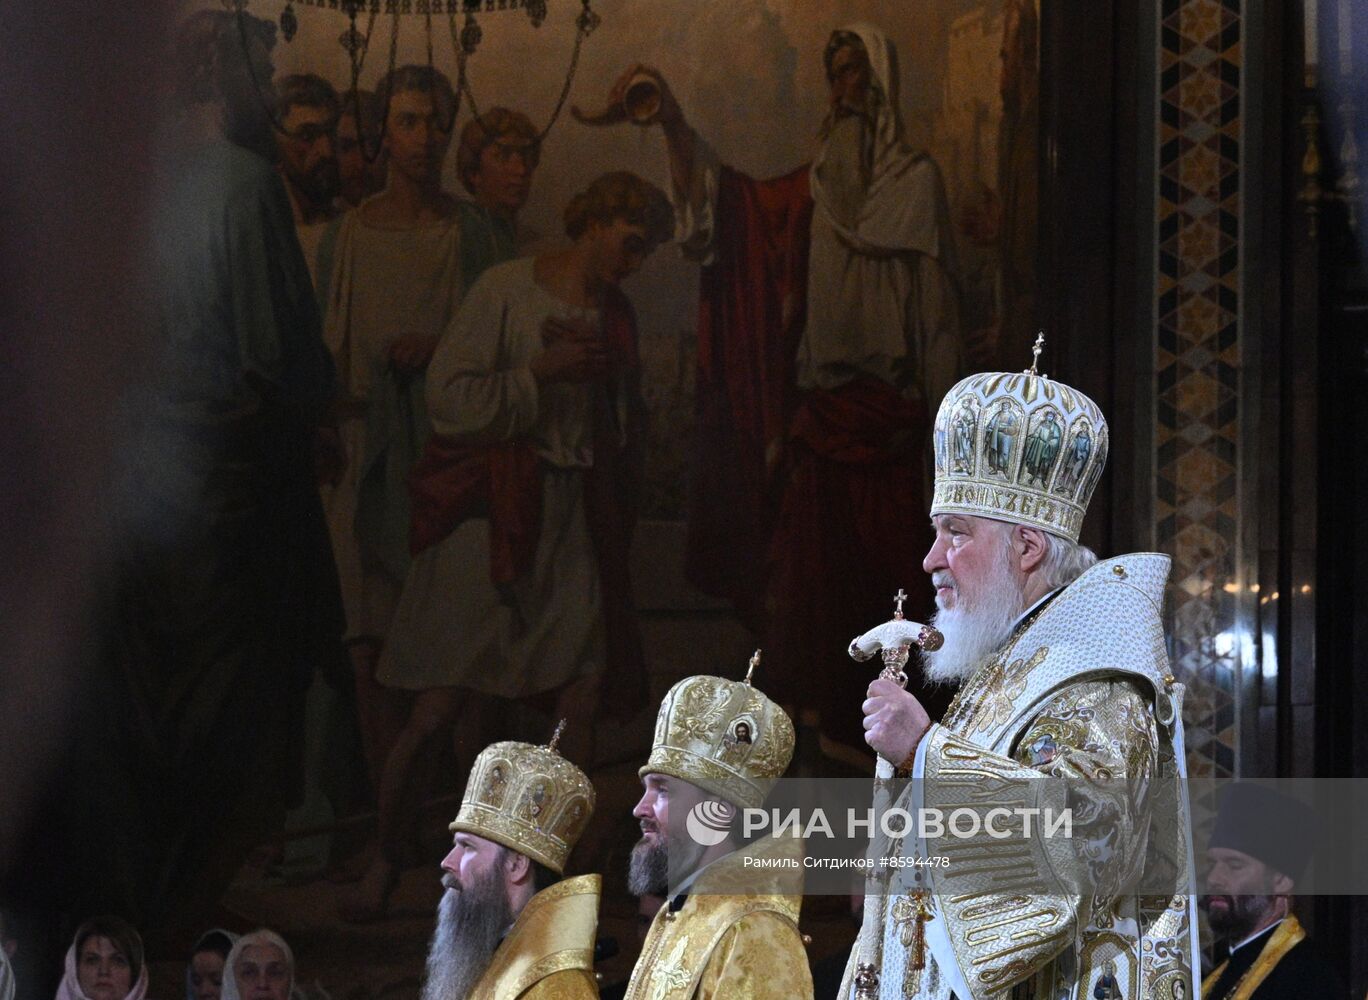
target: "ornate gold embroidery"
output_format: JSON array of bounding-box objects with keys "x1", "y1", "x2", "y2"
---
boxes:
[
  {"x1": 676, "y1": 683, "x2": 727, "y2": 741},
  {"x1": 1079, "y1": 930, "x2": 1137, "y2": 1000},
  {"x1": 626, "y1": 840, "x2": 807, "y2": 999},
  {"x1": 467, "y1": 875, "x2": 600, "y2": 1000},
  {"x1": 966, "y1": 645, "x2": 1046, "y2": 735},
  {"x1": 452, "y1": 742, "x2": 594, "y2": 875},
  {"x1": 977, "y1": 956, "x2": 1038, "y2": 991},
  {"x1": 641, "y1": 674, "x2": 795, "y2": 811},
  {"x1": 862, "y1": 552, "x2": 1200, "y2": 999},
  {"x1": 650, "y1": 937, "x2": 692, "y2": 1000}
]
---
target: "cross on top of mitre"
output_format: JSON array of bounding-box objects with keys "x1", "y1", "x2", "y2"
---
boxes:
[
  {"x1": 546, "y1": 718, "x2": 568, "y2": 755},
  {"x1": 893, "y1": 589, "x2": 907, "y2": 620},
  {"x1": 1025, "y1": 331, "x2": 1047, "y2": 376}
]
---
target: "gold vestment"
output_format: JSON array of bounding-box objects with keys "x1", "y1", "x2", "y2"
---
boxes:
[
  {"x1": 624, "y1": 841, "x2": 812, "y2": 1000},
  {"x1": 469, "y1": 874, "x2": 602, "y2": 1000},
  {"x1": 843, "y1": 553, "x2": 1199, "y2": 1000}
]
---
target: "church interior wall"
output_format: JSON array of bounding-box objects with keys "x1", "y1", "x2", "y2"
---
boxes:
[{"x1": 2, "y1": 0, "x2": 1367, "y2": 996}]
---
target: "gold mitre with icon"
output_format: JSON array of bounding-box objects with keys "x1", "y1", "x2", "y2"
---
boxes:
[
  {"x1": 640, "y1": 652, "x2": 795, "y2": 811},
  {"x1": 932, "y1": 334, "x2": 1108, "y2": 542},
  {"x1": 449, "y1": 721, "x2": 595, "y2": 875}
]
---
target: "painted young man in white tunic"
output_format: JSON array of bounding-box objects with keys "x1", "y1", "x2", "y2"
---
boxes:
[{"x1": 382, "y1": 173, "x2": 673, "y2": 749}]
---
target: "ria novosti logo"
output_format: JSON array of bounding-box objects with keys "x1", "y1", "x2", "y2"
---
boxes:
[
  {"x1": 689, "y1": 801, "x2": 1075, "y2": 844},
  {"x1": 685, "y1": 801, "x2": 732, "y2": 846}
]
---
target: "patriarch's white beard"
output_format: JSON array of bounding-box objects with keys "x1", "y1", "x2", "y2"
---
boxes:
[{"x1": 921, "y1": 545, "x2": 1026, "y2": 685}]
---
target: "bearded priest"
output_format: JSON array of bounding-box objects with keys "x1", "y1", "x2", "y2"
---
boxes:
[
  {"x1": 1200, "y1": 783, "x2": 1344, "y2": 1000},
  {"x1": 425, "y1": 723, "x2": 600, "y2": 1000},
  {"x1": 842, "y1": 345, "x2": 1201, "y2": 1000},
  {"x1": 624, "y1": 660, "x2": 813, "y2": 999}
]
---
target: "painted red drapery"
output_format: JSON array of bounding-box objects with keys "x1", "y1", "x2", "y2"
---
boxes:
[
  {"x1": 407, "y1": 285, "x2": 647, "y2": 715},
  {"x1": 686, "y1": 164, "x2": 946, "y2": 745}
]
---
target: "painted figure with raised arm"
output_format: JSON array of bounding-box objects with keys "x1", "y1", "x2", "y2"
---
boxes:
[{"x1": 578, "y1": 24, "x2": 962, "y2": 750}]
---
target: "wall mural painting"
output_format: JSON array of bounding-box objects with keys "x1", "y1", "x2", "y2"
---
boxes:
[
  {"x1": 262, "y1": 2, "x2": 1040, "y2": 489},
  {"x1": 257, "y1": 0, "x2": 1041, "y2": 753},
  {"x1": 66, "y1": 0, "x2": 1043, "y2": 952}
]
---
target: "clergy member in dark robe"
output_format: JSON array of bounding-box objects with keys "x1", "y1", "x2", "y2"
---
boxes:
[
  {"x1": 577, "y1": 24, "x2": 962, "y2": 749},
  {"x1": 96, "y1": 7, "x2": 342, "y2": 933},
  {"x1": 1201, "y1": 784, "x2": 1346, "y2": 1000}
]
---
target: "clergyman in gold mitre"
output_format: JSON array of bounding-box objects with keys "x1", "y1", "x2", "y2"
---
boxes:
[
  {"x1": 623, "y1": 654, "x2": 814, "y2": 999},
  {"x1": 426, "y1": 722, "x2": 600, "y2": 1000},
  {"x1": 842, "y1": 336, "x2": 1201, "y2": 1000}
]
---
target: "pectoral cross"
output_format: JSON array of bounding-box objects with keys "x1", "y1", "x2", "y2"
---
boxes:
[
  {"x1": 892, "y1": 892, "x2": 934, "y2": 971},
  {"x1": 893, "y1": 589, "x2": 907, "y2": 620}
]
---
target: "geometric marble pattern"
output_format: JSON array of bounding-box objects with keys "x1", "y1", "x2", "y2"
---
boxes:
[{"x1": 1156, "y1": 0, "x2": 1242, "y2": 780}]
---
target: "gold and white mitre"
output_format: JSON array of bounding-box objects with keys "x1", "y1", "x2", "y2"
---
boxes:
[
  {"x1": 450, "y1": 724, "x2": 594, "y2": 874},
  {"x1": 640, "y1": 654, "x2": 795, "y2": 810},
  {"x1": 931, "y1": 339, "x2": 1108, "y2": 542}
]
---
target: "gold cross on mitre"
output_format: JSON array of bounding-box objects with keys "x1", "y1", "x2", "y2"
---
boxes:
[
  {"x1": 1025, "y1": 330, "x2": 1047, "y2": 376},
  {"x1": 893, "y1": 588, "x2": 907, "y2": 621},
  {"x1": 546, "y1": 718, "x2": 568, "y2": 754},
  {"x1": 892, "y1": 892, "x2": 935, "y2": 970},
  {"x1": 745, "y1": 649, "x2": 761, "y2": 686}
]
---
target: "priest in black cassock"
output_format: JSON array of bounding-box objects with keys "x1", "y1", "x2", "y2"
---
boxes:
[{"x1": 1200, "y1": 784, "x2": 1346, "y2": 1000}]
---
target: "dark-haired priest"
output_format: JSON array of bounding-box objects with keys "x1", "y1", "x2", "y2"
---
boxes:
[{"x1": 1201, "y1": 783, "x2": 1346, "y2": 1000}]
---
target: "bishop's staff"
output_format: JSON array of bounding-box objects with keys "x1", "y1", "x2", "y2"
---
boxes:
[{"x1": 846, "y1": 590, "x2": 943, "y2": 998}]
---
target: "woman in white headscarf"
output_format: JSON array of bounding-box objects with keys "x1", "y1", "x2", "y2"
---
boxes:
[
  {"x1": 219, "y1": 931, "x2": 293, "y2": 1000},
  {"x1": 54, "y1": 917, "x2": 148, "y2": 1000},
  {"x1": 185, "y1": 930, "x2": 239, "y2": 1000},
  {"x1": 1, "y1": 946, "x2": 15, "y2": 1000}
]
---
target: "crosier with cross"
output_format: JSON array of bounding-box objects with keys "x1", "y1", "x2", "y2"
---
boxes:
[{"x1": 848, "y1": 593, "x2": 943, "y2": 993}]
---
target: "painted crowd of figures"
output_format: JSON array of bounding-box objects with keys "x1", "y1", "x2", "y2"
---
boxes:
[{"x1": 23, "y1": 0, "x2": 1044, "y2": 968}]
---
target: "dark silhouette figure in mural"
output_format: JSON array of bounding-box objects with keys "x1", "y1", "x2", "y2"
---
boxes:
[
  {"x1": 579, "y1": 24, "x2": 963, "y2": 749},
  {"x1": 335, "y1": 170, "x2": 665, "y2": 920},
  {"x1": 94, "y1": 6, "x2": 342, "y2": 943}
]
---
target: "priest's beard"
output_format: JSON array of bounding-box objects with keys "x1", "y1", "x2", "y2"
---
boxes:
[
  {"x1": 628, "y1": 826, "x2": 706, "y2": 897},
  {"x1": 922, "y1": 538, "x2": 1026, "y2": 686},
  {"x1": 421, "y1": 865, "x2": 511, "y2": 1000},
  {"x1": 627, "y1": 836, "x2": 669, "y2": 897},
  {"x1": 1202, "y1": 892, "x2": 1282, "y2": 941}
]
